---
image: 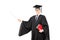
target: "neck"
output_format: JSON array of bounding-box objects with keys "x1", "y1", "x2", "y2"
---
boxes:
[{"x1": 37, "y1": 13, "x2": 40, "y2": 16}]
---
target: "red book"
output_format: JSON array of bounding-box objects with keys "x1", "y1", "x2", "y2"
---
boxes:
[{"x1": 37, "y1": 24, "x2": 43, "y2": 31}]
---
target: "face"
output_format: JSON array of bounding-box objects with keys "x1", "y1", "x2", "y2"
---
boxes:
[{"x1": 35, "y1": 8, "x2": 41, "y2": 15}]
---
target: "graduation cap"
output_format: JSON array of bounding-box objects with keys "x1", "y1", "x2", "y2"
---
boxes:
[{"x1": 33, "y1": 5, "x2": 42, "y2": 9}]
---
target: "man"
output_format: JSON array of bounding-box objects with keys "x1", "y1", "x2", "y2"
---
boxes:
[{"x1": 18, "y1": 5, "x2": 50, "y2": 40}]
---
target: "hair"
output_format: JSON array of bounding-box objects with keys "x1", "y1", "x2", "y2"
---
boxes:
[{"x1": 35, "y1": 8, "x2": 40, "y2": 10}]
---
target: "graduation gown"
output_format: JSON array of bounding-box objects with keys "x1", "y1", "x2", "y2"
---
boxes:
[{"x1": 19, "y1": 15, "x2": 50, "y2": 40}]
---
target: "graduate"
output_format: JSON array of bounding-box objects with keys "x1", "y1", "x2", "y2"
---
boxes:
[{"x1": 18, "y1": 5, "x2": 50, "y2": 40}]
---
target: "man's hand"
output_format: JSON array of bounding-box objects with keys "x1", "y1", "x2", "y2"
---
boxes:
[
  {"x1": 17, "y1": 19, "x2": 22, "y2": 22},
  {"x1": 39, "y1": 29, "x2": 44, "y2": 33}
]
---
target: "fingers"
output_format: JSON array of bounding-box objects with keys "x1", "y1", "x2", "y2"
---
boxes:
[
  {"x1": 18, "y1": 19, "x2": 22, "y2": 22},
  {"x1": 39, "y1": 29, "x2": 44, "y2": 33}
]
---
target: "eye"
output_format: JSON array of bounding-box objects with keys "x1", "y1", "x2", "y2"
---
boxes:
[{"x1": 36, "y1": 10, "x2": 38, "y2": 11}]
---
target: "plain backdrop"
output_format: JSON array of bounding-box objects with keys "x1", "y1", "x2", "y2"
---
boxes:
[{"x1": 0, "y1": 0, "x2": 60, "y2": 40}]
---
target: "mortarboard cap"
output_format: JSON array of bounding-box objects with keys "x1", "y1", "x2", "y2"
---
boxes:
[{"x1": 33, "y1": 5, "x2": 42, "y2": 9}]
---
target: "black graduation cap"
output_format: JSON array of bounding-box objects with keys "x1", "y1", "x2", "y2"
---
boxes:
[{"x1": 33, "y1": 5, "x2": 42, "y2": 9}]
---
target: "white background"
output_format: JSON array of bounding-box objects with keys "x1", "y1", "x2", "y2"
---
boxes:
[{"x1": 0, "y1": 0, "x2": 60, "y2": 40}]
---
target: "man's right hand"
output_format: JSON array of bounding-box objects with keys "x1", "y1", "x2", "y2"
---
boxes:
[{"x1": 17, "y1": 19, "x2": 22, "y2": 22}]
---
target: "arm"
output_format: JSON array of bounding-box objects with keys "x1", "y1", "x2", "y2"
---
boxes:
[
  {"x1": 18, "y1": 17, "x2": 32, "y2": 36},
  {"x1": 41, "y1": 15, "x2": 50, "y2": 40}
]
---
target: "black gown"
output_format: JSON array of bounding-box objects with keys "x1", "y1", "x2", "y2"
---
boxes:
[{"x1": 18, "y1": 15, "x2": 50, "y2": 40}]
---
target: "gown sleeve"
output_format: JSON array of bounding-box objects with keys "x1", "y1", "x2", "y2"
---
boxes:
[
  {"x1": 41, "y1": 15, "x2": 50, "y2": 40},
  {"x1": 18, "y1": 17, "x2": 32, "y2": 36}
]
